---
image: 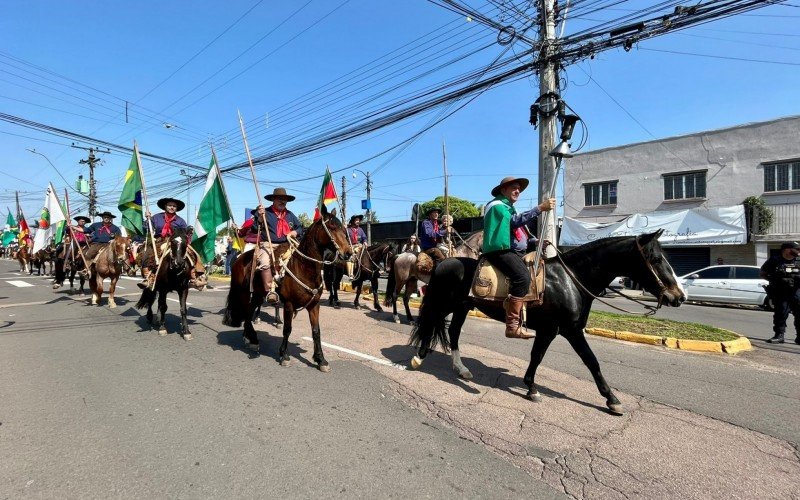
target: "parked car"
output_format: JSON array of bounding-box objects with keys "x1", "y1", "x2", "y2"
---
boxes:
[
  {"x1": 678, "y1": 265, "x2": 771, "y2": 309},
  {"x1": 598, "y1": 276, "x2": 626, "y2": 297}
]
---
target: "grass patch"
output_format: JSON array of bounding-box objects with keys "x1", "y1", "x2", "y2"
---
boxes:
[{"x1": 588, "y1": 311, "x2": 740, "y2": 342}]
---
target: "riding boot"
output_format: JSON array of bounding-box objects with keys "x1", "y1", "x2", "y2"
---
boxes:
[
  {"x1": 261, "y1": 269, "x2": 279, "y2": 305},
  {"x1": 504, "y1": 295, "x2": 534, "y2": 339},
  {"x1": 137, "y1": 267, "x2": 154, "y2": 290},
  {"x1": 766, "y1": 334, "x2": 785, "y2": 344}
]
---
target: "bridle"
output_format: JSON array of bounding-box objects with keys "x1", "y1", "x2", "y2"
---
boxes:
[{"x1": 635, "y1": 236, "x2": 669, "y2": 309}]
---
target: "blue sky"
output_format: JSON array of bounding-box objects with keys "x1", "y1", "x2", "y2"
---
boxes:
[{"x1": 1, "y1": 0, "x2": 798, "y2": 226}]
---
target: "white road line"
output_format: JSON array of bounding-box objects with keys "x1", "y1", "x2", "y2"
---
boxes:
[
  {"x1": 166, "y1": 298, "x2": 193, "y2": 306},
  {"x1": 5, "y1": 280, "x2": 35, "y2": 288},
  {"x1": 301, "y1": 337, "x2": 406, "y2": 370},
  {"x1": 0, "y1": 299, "x2": 53, "y2": 308}
]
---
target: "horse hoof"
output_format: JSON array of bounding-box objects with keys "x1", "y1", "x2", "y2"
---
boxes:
[
  {"x1": 393, "y1": 316, "x2": 401, "y2": 324},
  {"x1": 52, "y1": 284, "x2": 61, "y2": 290},
  {"x1": 410, "y1": 356, "x2": 423, "y2": 369},
  {"x1": 375, "y1": 307, "x2": 383, "y2": 313},
  {"x1": 244, "y1": 341, "x2": 259, "y2": 352},
  {"x1": 527, "y1": 390, "x2": 542, "y2": 402},
  {"x1": 183, "y1": 334, "x2": 193, "y2": 341},
  {"x1": 318, "y1": 363, "x2": 330, "y2": 373},
  {"x1": 280, "y1": 359, "x2": 291, "y2": 367},
  {"x1": 454, "y1": 367, "x2": 473, "y2": 380},
  {"x1": 607, "y1": 403, "x2": 624, "y2": 415},
  {"x1": 158, "y1": 329, "x2": 168, "y2": 336},
  {"x1": 253, "y1": 317, "x2": 261, "y2": 324},
  {"x1": 109, "y1": 303, "x2": 116, "y2": 309}
]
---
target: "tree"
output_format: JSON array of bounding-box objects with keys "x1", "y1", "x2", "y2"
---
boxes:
[
  {"x1": 297, "y1": 212, "x2": 313, "y2": 228},
  {"x1": 420, "y1": 196, "x2": 479, "y2": 220}
]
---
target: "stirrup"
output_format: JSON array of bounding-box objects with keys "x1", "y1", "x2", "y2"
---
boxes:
[{"x1": 266, "y1": 290, "x2": 279, "y2": 305}]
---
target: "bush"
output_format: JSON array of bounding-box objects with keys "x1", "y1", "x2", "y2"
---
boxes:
[{"x1": 743, "y1": 196, "x2": 773, "y2": 235}]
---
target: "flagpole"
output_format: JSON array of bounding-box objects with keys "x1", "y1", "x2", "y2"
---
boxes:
[
  {"x1": 442, "y1": 139, "x2": 453, "y2": 256},
  {"x1": 63, "y1": 188, "x2": 90, "y2": 273},
  {"x1": 134, "y1": 141, "x2": 160, "y2": 266},
  {"x1": 210, "y1": 145, "x2": 241, "y2": 252},
  {"x1": 237, "y1": 111, "x2": 275, "y2": 294}
]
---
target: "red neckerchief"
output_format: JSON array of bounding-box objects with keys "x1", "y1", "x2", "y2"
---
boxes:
[
  {"x1": 514, "y1": 227, "x2": 527, "y2": 243},
  {"x1": 100, "y1": 223, "x2": 112, "y2": 235},
  {"x1": 272, "y1": 206, "x2": 290, "y2": 238},
  {"x1": 432, "y1": 220, "x2": 440, "y2": 241},
  {"x1": 350, "y1": 227, "x2": 359, "y2": 244},
  {"x1": 161, "y1": 213, "x2": 176, "y2": 238}
]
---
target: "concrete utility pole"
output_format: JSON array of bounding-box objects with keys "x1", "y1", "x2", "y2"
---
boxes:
[
  {"x1": 73, "y1": 145, "x2": 108, "y2": 220},
  {"x1": 365, "y1": 171, "x2": 372, "y2": 245},
  {"x1": 341, "y1": 176, "x2": 347, "y2": 222},
  {"x1": 537, "y1": 0, "x2": 559, "y2": 257}
]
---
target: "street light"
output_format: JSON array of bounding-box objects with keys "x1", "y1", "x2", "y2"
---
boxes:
[
  {"x1": 27, "y1": 149, "x2": 89, "y2": 199},
  {"x1": 179, "y1": 169, "x2": 194, "y2": 226},
  {"x1": 352, "y1": 169, "x2": 372, "y2": 244}
]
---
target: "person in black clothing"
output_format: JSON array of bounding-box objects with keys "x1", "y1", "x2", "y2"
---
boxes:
[{"x1": 761, "y1": 241, "x2": 800, "y2": 344}]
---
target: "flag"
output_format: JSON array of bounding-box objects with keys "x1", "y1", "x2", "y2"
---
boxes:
[
  {"x1": 2, "y1": 210, "x2": 17, "y2": 246},
  {"x1": 17, "y1": 211, "x2": 30, "y2": 246},
  {"x1": 32, "y1": 183, "x2": 67, "y2": 253},
  {"x1": 313, "y1": 167, "x2": 337, "y2": 221},
  {"x1": 191, "y1": 154, "x2": 233, "y2": 264},
  {"x1": 118, "y1": 146, "x2": 144, "y2": 237}
]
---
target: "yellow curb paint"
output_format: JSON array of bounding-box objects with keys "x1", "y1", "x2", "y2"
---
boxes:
[
  {"x1": 722, "y1": 337, "x2": 753, "y2": 354},
  {"x1": 585, "y1": 327, "x2": 616, "y2": 339},
  {"x1": 616, "y1": 331, "x2": 663, "y2": 345},
  {"x1": 676, "y1": 338, "x2": 723, "y2": 353},
  {"x1": 663, "y1": 337, "x2": 678, "y2": 349}
]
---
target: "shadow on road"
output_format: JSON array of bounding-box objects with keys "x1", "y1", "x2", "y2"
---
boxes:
[{"x1": 216, "y1": 328, "x2": 315, "y2": 368}]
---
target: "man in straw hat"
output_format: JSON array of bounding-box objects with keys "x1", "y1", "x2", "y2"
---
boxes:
[
  {"x1": 483, "y1": 176, "x2": 555, "y2": 339},
  {"x1": 419, "y1": 206, "x2": 452, "y2": 267},
  {"x1": 138, "y1": 197, "x2": 206, "y2": 290},
  {"x1": 83, "y1": 211, "x2": 122, "y2": 261},
  {"x1": 239, "y1": 187, "x2": 304, "y2": 305}
]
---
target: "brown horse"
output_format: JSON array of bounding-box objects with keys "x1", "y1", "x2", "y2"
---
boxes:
[
  {"x1": 16, "y1": 245, "x2": 31, "y2": 273},
  {"x1": 384, "y1": 231, "x2": 483, "y2": 324},
  {"x1": 222, "y1": 206, "x2": 352, "y2": 371},
  {"x1": 89, "y1": 236, "x2": 130, "y2": 308}
]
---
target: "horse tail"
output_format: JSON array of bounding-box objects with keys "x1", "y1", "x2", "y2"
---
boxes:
[
  {"x1": 222, "y1": 283, "x2": 244, "y2": 327},
  {"x1": 222, "y1": 256, "x2": 250, "y2": 327},
  {"x1": 408, "y1": 271, "x2": 449, "y2": 352},
  {"x1": 383, "y1": 255, "x2": 398, "y2": 307},
  {"x1": 135, "y1": 288, "x2": 155, "y2": 310}
]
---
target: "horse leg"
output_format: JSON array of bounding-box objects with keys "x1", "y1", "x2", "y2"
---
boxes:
[
  {"x1": 273, "y1": 302, "x2": 282, "y2": 326},
  {"x1": 91, "y1": 274, "x2": 101, "y2": 305},
  {"x1": 157, "y1": 291, "x2": 168, "y2": 336},
  {"x1": 353, "y1": 280, "x2": 362, "y2": 308},
  {"x1": 309, "y1": 306, "x2": 329, "y2": 373},
  {"x1": 180, "y1": 287, "x2": 191, "y2": 340},
  {"x1": 449, "y1": 304, "x2": 472, "y2": 380},
  {"x1": 107, "y1": 277, "x2": 118, "y2": 308},
  {"x1": 564, "y1": 331, "x2": 623, "y2": 415},
  {"x1": 522, "y1": 328, "x2": 558, "y2": 403},
  {"x1": 278, "y1": 302, "x2": 295, "y2": 366},
  {"x1": 372, "y1": 274, "x2": 383, "y2": 312},
  {"x1": 403, "y1": 286, "x2": 414, "y2": 324}
]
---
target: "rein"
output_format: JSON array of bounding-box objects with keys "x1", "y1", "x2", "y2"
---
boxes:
[{"x1": 553, "y1": 247, "x2": 661, "y2": 317}]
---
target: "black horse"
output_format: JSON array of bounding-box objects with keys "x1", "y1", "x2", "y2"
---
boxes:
[
  {"x1": 351, "y1": 243, "x2": 394, "y2": 311},
  {"x1": 52, "y1": 240, "x2": 87, "y2": 294},
  {"x1": 323, "y1": 250, "x2": 345, "y2": 308},
  {"x1": 136, "y1": 227, "x2": 194, "y2": 340},
  {"x1": 409, "y1": 230, "x2": 686, "y2": 415}
]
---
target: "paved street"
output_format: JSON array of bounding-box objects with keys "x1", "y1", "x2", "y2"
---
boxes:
[{"x1": 2, "y1": 260, "x2": 799, "y2": 498}]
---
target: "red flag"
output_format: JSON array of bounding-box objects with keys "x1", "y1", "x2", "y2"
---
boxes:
[{"x1": 313, "y1": 167, "x2": 337, "y2": 221}]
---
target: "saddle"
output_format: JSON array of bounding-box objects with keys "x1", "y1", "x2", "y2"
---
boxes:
[{"x1": 469, "y1": 251, "x2": 545, "y2": 306}]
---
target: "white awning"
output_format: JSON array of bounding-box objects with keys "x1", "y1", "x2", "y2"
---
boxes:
[{"x1": 560, "y1": 205, "x2": 747, "y2": 247}]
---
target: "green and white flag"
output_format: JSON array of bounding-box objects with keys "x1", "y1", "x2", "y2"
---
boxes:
[
  {"x1": 1, "y1": 210, "x2": 17, "y2": 246},
  {"x1": 191, "y1": 152, "x2": 233, "y2": 264},
  {"x1": 32, "y1": 183, "x2": 67, "y2": 253}
]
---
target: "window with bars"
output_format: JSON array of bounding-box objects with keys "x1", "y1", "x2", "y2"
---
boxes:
[
  {"x1": 584, "y1": 181, "x2": 617, "y2": 207},
  {"x1": 663, "y1": 171, "x2": 706, "y2": 200},
  {"x1": 763, "y1": 161, "x2": 800, "y2": 192}
]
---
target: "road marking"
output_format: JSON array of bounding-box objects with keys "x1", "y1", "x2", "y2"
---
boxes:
[
  {"x1": 166, "y1": 297, "x2": 193, "y2": 306},
  {"x1": 5, "y1": 280, "x2": 34, "y2": 287},
  {"x1": 301, "y1": 337, "x2": 406, "y2": 370}
]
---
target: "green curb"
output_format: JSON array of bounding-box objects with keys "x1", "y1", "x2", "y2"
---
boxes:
[{"x1": 584, "y1": 327, "x2": 752, "y2": 355}]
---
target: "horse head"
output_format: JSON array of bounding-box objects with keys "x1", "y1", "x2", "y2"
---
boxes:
[
  {"x1": 314, "y1": 205, "x2": 352, "y2": 262},
  {"x1": 109, "y1": 235, "x2": 130, "y2": 267},
  {"x1": 168, "y1": 228, "x2": 190, "y2": 272},
  {"x1": 633, "y1": 229, "x2": 686, "y2": 307}
]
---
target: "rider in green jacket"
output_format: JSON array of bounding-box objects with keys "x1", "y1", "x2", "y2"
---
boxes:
[{"x1": 482, "y1": 176, "x2": 555, "y2": 339}]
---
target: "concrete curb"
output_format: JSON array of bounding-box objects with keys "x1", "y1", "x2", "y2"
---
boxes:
[{"x1": 584, "y1": 327, "x2": 753, "y2": 355}]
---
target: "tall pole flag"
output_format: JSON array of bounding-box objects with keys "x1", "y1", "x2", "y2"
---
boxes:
[
  {"x1": 314, "y1": 166, "x2": 338, "y2": 221},
  {"x1": 191, "y1": 147, "x2": 234, "y2": 264},
  {"x1": 32, "y1": 183, "x2": 67, "y2": 253},
  {"x1": 17, "y1": 191, "x2": 30, "y2": 247},
  {"x1": 118, "y1": 147, "x2": 144, "y2": 237}
]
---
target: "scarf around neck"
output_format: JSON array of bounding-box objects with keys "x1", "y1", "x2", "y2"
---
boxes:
[
  {"x1": 272, "y1": 206, "x2": 290, "y2": 238},
  {"x1": 161, "y1": 213, "x2": 176, "y2": 238}
]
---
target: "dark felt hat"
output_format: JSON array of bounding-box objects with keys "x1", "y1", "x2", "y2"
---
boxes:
[
  {"x1": 264, "y1": 187, "x2": 296, "y2": 202},
  {"x1": 491, "y1": 176, "x2": 530, "y2": 197},
  {"x1": 73, "y1": 216, "x2": 90, "y2": 223},
  {"x1": 157, "y1": 197, "x2": 186, "y2": 211},
  {"x1": 425, "y1": 206, "x2": 442, "y2": 216},
  {"x1": 97, "y1": 211, "x2": 116, "y2": 219},
  {"x1": 349, "y1": 214, "x2": 364, "y2": 224}
]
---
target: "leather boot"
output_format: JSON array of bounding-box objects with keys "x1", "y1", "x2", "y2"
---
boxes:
[
  {"x1": 766, "y1": 334, "x2": 785, "y2": 344},
  {"x1": 137, "y1": 267, "x2": 154, "y2": 290},
  {"x1": 505, "y1": 295, "x2": 534, "y2": 339},
  {"x1": 261, "y1": 269, "x2": 279, "y2": 305}
]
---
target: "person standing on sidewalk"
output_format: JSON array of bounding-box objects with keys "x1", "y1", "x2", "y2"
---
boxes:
[{"x1": 761, "y1": 241, "x2": 800, "y2": 344}]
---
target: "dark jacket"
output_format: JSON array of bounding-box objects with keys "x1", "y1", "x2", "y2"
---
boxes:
[{"x1": 85, "y1": 222, "x2": 121, "y2": 243}]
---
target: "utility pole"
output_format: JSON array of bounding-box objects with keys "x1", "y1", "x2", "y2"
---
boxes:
[
  {"x1": 179, "y1": 169, "x2": 193, "y2": 226},
  {"x1": 73, "y1": 145, "x2": 108, "y2": 220},
  {"x1": 365, "y1": 171, "x2": 372, "y2": 245},
  {"x1": 537, "y1": 0, "x2": 559, "y2": 257},
  {"x1": 341, "y1": 175, "x2": 347, "y2": 222}
]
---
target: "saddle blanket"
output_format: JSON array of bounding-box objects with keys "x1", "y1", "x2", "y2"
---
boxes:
[{"x1": 469, "y1": 251, "x2": 545, "y2": 305}]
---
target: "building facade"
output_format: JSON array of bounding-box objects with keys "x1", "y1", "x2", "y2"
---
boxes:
[{"x1": 563, "y1": 115, "x2": 800, "y2": 274}]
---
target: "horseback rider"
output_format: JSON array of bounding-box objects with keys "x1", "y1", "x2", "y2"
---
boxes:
[
  {"x1": 83, "y1": 211, "x2": 122, "y2": 261},
  {"x1": 419, "y1": 207, "x2": 452, "y2": 266},
  {"x1": 483, "y1": 176, "x2": 556, "y2": 339},
  {"x1": 346, "y1": 214, "x2": 367, "y2": 276},
  {"x1": 238, "y1": 187, "x2": 304, "y2": 305},
  {"x1": 138, "y1": 197, "x2": 206, "y2": 290}
]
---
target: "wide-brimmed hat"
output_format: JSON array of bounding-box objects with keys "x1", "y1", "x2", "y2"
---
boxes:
[
  {"x1": 491, "y1": 176, "x2": 530, "y2": 197},
  {"x1": 265, "y1": 187, "x2": 296, "y2": 202},
  {"x1": 349, "y1": 214, "x2": 364, "y2": 224},
  {"x1": 73, "y1": 216, "x2": 90, "y2": 223},
  {"x1": 425, "y1": 206, "x2": 442, "y2": 216},
  {"x1": 157, "y1": 197, "x2": 186, "y2": 211},
  {"x1": 97, "y1": 211, "x2": 116, "y2": 219}
]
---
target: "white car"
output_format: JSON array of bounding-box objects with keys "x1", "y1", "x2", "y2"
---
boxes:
[{"x1": 679, "y1": 265, "x2": 771, "y2": 309}]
